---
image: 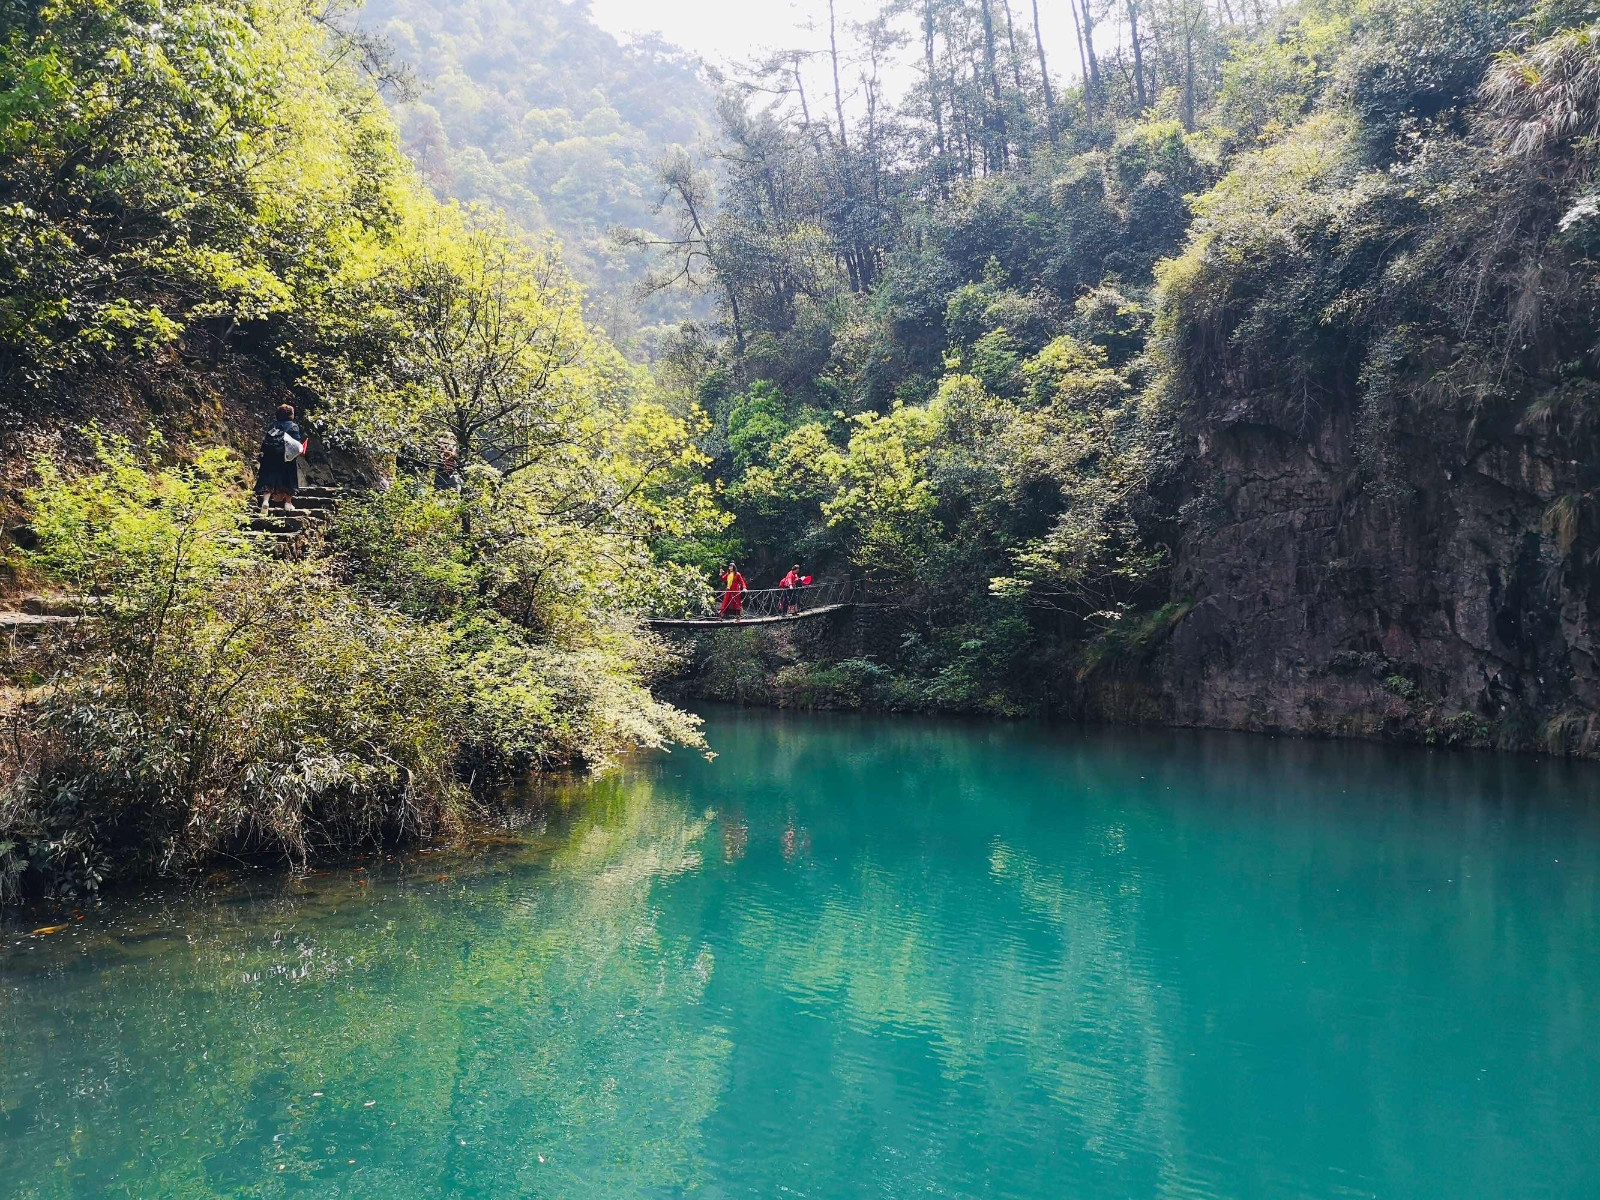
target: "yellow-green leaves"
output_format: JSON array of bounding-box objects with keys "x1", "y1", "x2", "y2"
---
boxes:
[
  {"x1": 822, "y1": 400, "x2": 946, "y2": 579},
  {"x1": 1, "y1": 0, "x2": 413, "y2": 398},
  {"x1": 24, "y1": 429, "x2": 255, "y2": 605}
]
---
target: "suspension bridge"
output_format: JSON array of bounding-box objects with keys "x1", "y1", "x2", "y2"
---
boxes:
[{"x1": 646, "y1": 580, "x2": 857, "y2": 629}]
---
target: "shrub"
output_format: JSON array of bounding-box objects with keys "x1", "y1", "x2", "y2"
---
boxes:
[
  {"x1": 3, "y1": 579, "x2": 470, "y2": 900},
  {"x1": 0, "y1": 439, "x2": 471, "y2": 898},
  {"x1": 772, "y1": 658, "x2": 889, "y2": 709},
  {"x1": 1, "y1": 437, "x2": 704, "y2": 901}
]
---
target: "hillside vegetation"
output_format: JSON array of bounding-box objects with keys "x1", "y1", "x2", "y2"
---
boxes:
[
  {"x1": 0, "y1": 0, "x2": 721, "y2": 900},
  {"x1": 4, "y1": 0, "x2": 1599, "y2": 898},
  {"x1": 357, "y1": 0, "x2": 715, "y2": 349},
  {"x1": 646, "y1": 0, "x2": 1600, "y2": 749}
]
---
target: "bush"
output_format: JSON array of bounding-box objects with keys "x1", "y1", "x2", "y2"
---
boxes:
[
  {"x1": 3, "y1": 580, "x2": 470, "y2": 901},
  {"x1": 0, "y1": 439, "x2": 469, "y2": 899},
  {"x1": 772, "y1": 658, "x2": 889, "y2": 709},
  {"x1": 1, "y1": 437, "x2": 705, "y2": 901},
  {"x1": 688, "y1": 627, "x2": 792, "y2": 704},
  {"x1": 328, "y1": 480, "x2": 705, "y2": 770}
]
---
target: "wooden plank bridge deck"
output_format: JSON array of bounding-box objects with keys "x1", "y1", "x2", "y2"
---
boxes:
[{"x1": 647, "y1": 602, "x2": 853, "y2": 630}]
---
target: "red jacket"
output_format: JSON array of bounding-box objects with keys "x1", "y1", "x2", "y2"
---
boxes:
[{"x1": 719, "y1": 571, "x2": 748, "y2": 616}]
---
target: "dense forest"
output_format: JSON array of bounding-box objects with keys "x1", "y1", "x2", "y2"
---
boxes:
[
  {"x1": 356, "y1": 0, "x2": 716, "y2": 350},
  {"x1": 641, "y1": 0, "x2": 1600, "y2": 754},
  {"x1": 3, "y1": 0, "x2": 1600, "y2": 899}
]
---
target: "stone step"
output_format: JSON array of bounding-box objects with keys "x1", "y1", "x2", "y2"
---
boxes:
[
  {"x1": 17, "y1": 594, "x2": 107, "y2": 616},
  {"x1": 250, "y1": 504, "x2": 334, "y2": 523},
  {"x1": 248, "y1": 515, "x2": 316, "y2": 534},
  {"x1": 278, "y1": 508, "x2": 333, "y2": 522},
  {"x1": 0, "y1": 611, "x2": 83, "y2": 639},
  {"x1": 254, "y1": 499, "x2": 333, "y2": 513},
  {"x1": 241, "y1": 485, "x2": 345, "y2": 552}
]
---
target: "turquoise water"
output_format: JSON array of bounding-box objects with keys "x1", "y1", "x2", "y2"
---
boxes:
[{"x1": 3, "y1": 710, "x2": 1600, "y2": 1199}]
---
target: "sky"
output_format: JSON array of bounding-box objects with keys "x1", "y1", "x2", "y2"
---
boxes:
[{"x1": 586, "y1": 0, "x2": 1092, "y2": 98}]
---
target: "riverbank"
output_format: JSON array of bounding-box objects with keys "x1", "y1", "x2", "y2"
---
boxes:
[
  {"x1": 1, "y1": 794, "x2": 567, "y2": 938},
  {"x1": 661, "y1": 615, "x2": 1600, "y2": 759},
  {"x1": 0, "y1": 438, "x2": 707, "y2": 906}
]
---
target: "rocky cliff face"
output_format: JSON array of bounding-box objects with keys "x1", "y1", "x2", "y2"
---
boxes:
[{"x1": 1154, "y1": 395, "x2": 1600, "y2": 754}]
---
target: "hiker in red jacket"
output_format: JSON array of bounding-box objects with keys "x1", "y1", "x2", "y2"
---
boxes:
[
  {"x1": 778, "y1": 564, "x2": 803, "y2": 615},
  {"x1": 718, "y1": 563, "x2": 748, "y2": 618}
]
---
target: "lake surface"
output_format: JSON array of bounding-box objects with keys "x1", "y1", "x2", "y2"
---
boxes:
[{"x1": 3, "y1": 710, "x2": 1600, "y2": 1198}]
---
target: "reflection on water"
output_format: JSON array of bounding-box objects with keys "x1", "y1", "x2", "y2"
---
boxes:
[{"x1": 3, "y1": 710, "x2": 1599, "y2": 1198}]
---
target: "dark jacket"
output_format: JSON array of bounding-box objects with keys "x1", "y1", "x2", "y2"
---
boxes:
[{"x1": 256, "y1": 419, "x2": 305, "y2": 495}]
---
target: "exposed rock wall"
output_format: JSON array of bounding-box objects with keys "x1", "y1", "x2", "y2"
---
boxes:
[{"x1": 1153, "y1": 397, "x2": 1600, "y2": 753}]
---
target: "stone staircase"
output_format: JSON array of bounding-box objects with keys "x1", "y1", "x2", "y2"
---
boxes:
[
  {"x1": 4, "y1": 488, "x2": 351, "y2": 646},
  {"x1": 0, "y1": 593, "x2": 92, "y2": 638},
  {"x1": 243, "y1": 485, "x2": 344, "y2": 554}
]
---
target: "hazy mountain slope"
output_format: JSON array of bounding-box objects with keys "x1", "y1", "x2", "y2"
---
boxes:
[{"x1": 360, "y1": 0, "x2": 715, "y2": 350}]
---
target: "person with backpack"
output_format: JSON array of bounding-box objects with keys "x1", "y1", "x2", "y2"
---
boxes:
[
  {"x1": 256, "y1": 404, "x2": 308, "y2": 513},
  {"x1": 778, "y1": 563, "x2": 803, "y2": 615}
]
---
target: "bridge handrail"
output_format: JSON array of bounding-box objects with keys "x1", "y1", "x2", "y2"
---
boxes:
[{"x1": 682, "y1": 578, "x2": 854, "y2": 621}]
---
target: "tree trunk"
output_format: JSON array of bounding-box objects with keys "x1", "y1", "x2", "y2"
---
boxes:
[
  {"x1": 978, "y1": 0, "x2": 1003, "y2": 102},
  {"x1": 828, "y1": 0, "x2": 849, "y2": 154},
  {"x1": 1077, "y1": 0, "x2": 1102, "y2": 105},
  {"x1": 978, "y1": 0, "x2": 1006, "y2": 170},
  {"x1": 792, "y1": 53, "x2": 812, "y2": 127},
  {"x1": 1127, "y1": 0, "x2": 1148, "y2": 110},
  {"x1": 1069, "y1": 0, "x2": 1093, "y2": 116},
  {"x1": 1031, "y1": 0, "x2": 1057, "y2": 142},
  {"x1": 1182, "y1": 0, "x2": 1196, "y2": 131},
  {"x1": 728, "y1": 285, "x2": 745, "y2": 352},
  {"x1": 924, "y1": 0, "x2": 950, "y2": 193},
  {"x1": 1000, "y1": 0, "x2": 1025, "y2": 90}
]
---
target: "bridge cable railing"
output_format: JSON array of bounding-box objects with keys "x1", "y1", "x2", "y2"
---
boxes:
[{"x1": 663, "y1": 579, "x2": 855, "y2": 622}]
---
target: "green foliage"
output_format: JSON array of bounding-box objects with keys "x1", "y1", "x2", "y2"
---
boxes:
[
  {"x1": 0, "y1": 0, "x2": 407, "y2": 409},
  {"x1": 3, "y1": 428, "x2": 712, "y2": 900},
  {"x1": 1213, "y1": 6, "x2": 1353, "y2": 147},
  {"x1": 773, "y1": 658, "x2": 890, "y2": 709},
  {"x1": 1384, "y1": 673, "x2": 1420, "y2": 700},
  {"x1": 823, "y1": 400, "x2": 947, "y2": 579},
  {"x1": 1336, "y1": 0, "x2": 1524, "y2": 160},
  {"x1": 1077, "y1": 600, "x2": 1197, "y2": 679},
  {"x1": 329, "y1": 478, "x2": 708, "y2": 772},
  {"x1": 4, "y1": 440, "x2": 470, "y2": 900},
  {"x1": 25, "y1": 429, "x2": 249, "y2": 599},
  {"x1": 0, "y1": 0, "x2": 729, "y2": 900},
  {"x1": 726, "y1": 381, "x2": 791, "y2": 473},
  {"x1": 649, "y1": 0, "x2": 1600, "y2": 737},
  {"x1": 356, "y1": 0, "x2": 715, "y2": 346},
  {"x1": 689, "y1": 627, "x2": 792, "y2": 705}
]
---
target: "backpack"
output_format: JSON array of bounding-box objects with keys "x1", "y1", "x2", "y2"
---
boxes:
[{"x1": 263, "y1": 424, "x2": 304, "y2": 463}]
